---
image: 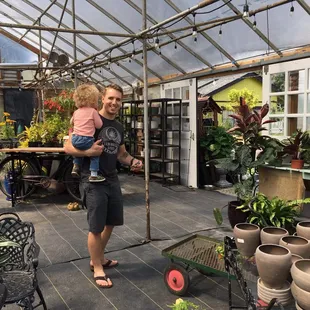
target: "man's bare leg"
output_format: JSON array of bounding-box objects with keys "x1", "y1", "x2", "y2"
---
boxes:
[
  {"x1": 88, "y1": 232, "x2": 112, "y2": 287},
  {"x1": 100, "y1": 225, "x2": 117, "y2": 265}
]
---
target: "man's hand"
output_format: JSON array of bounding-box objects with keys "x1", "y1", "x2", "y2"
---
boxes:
[
  {"x1": 130, "y1": 158, "x2": 143, "y2": 172},
  {"x1": 88, "y1": 140, "x2": 104, "y2": 157}
]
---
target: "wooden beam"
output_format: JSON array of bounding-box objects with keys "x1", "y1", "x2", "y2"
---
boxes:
[
  {"x1": 0, "y1": 28, "x2": 48, "y2": 59},
  {"x1": 148, "y1": 45, "x2": 310, "y2": 85}
]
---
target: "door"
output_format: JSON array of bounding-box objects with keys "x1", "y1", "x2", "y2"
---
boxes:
[{"x1": 160, "y1": 78, "x2": 197, "y2": 188}]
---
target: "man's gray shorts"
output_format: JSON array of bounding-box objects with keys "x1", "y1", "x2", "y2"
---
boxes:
[{"x1": 80, "y1": 180, "x2": 123, "y2": 233}]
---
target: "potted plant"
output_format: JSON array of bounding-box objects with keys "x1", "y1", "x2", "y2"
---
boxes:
[
  {"x1": 213, "y1": 99, "x2": 281, "y2": 227},
  {"x1": 237, "y1": 193, "x2": 310, "y2": 233},
  {"x1": 200, "y1": 126, "x2": 235, "y2": 188},
  {"x1": 0, "y1": 112, "x2": 18, "y2": 148},
  {"x1": 168, "y1": 298, "x2": 202, "y2": 310},
  {"x1": 281, "y1": 130, "x2": 310, "y2": 169}
]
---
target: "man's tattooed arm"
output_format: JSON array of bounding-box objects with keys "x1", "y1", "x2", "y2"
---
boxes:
[{"x1": 117, "y1": 146, "x2": 134, "y2": 166}]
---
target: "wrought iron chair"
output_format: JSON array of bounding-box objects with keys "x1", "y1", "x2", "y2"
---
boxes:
[{"x1": 0, "y1": 212, "x2": 47, "y2": 310}]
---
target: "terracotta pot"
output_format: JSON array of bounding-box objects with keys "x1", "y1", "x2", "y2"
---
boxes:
[
  {"x1": 287, "y1": 254, "x2": 303, "y2": 282},
  {"x1": 280, "y1": 236, "x2": 310, "y2": 258},
  {"x1": 257, "y1": 278, "x2": 292, "y2": 306},
  {"x1": 297, "y1": 221, "x2": 310, "y2": 240},
  {"x1": 291, "y1": 281, "x2": 310, "y2": 310},
  {"x1": 261, "y1": 227, "x2": 289, "y2": 245},
  {"x1": 228, "y1": 201, "x2": 249, "y2": 228},
  {"x1": 291, "y1": 159, "x2": 304, "y2": 169},
  {"x1": 233, "y1": 223, "x2": 260, "y2": 257},
  {"x1": 255, "y1": 244, "x2": 291, "y2": 289},
  {"x1": 291, "y1": 259, "x2": 310, "y2": 292}
]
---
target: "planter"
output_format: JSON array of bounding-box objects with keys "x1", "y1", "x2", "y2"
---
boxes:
[
  {"x1": 28, "y1": 141, "x2": 42, "y2": 147},
  {"x1": 233, "y1": 223, "x2": 260, "y2": 257},
  {"x1": 255, "y1": 244, "x2": 291, "y2": 289},
  {"x1": 291, "y1": 159, "x2": 304, "y2": 169},
  {"x1": 291, "y1": 281, "x2": 310, "y2": 310},
  {"x1": 297, "y1": 221, "x2": 310, "y2": 240},
  {"x1": 291, "y1": 259, "x2": 310, "y2": 292},
  {"x1": 228, "y1": 201, "x2": 249, "y2": 228},
  {"x1": 287, "y1": 254, "x2": 303, "y2": 282},
  {"x1": 0, "y1": 138, "x2": 19, "y2": 149},
  {"x1": 280, "y1": 236, "x2": 310, "y2": 258},
  {"x1": 214, "y1": 166, "x2": 232, "y2": 188},
  {"x1": 260, "y1": 227, "x2": 289, "y2": 245}
]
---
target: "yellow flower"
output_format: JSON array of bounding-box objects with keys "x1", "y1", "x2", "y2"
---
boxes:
[
  {"x1": 0, "y1": 122, "x2": 5, "y2": 126},
  {"x1": 3, "y1": 112, "x2": 10, "y2": 116},
  {"x1": 6, "y1": 119, "x2": 16, "y2": 124},
  {"x1": 175, "y1": 298, "x2": 183, "y2": 305}
]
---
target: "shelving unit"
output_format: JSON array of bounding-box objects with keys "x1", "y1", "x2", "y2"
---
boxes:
[{"x1": 120, "y1": 98, "x2": 182, "y2": 185}]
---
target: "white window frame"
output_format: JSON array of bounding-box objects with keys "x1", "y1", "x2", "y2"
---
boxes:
[{"x1": 263, "y1": 58, "x2": 310, "y2": 139}]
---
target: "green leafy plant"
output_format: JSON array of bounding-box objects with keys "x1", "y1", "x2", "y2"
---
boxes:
[
  {"x1": 281, "y1": 130, "x2": 310, "y2": 160},
  {"x1": 226, "y1": 88, "x2": 259, "y2": 111},
  {"x1": 168, "y1": 298, "x2": 202, "y2": 310},
  {"x1": 0, "y1": 235, "x2": 20, "y2": 266},
  {"x1": 237, "y1": 193, "x2": 310, "y2": 229},
  {"x1": 200, "y1": 126, "x2": 235, "y2": 161},
  {"x1": 215, "y1": 243, "x2": 225, "y2": 259}
]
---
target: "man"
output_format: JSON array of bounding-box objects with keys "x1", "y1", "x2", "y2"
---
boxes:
[{"x1": 64, "y1": 83, "x2": 143, "y2": 288}]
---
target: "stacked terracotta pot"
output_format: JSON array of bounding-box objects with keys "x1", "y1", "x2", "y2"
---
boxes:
[{"x1": 290, "y1": 221, "x2": 310, "y2": 310}]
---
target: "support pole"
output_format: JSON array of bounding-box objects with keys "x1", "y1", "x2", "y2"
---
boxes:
[
  {"x1": 72, "y1": 0, "x2": 78, "y2": 88},
  {"x1": 142, "y1": 0, "x2": 150, "y2": 241}
]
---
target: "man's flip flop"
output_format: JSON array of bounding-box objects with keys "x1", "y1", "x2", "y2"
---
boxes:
[
  {"x1": 94, "y1": 275, "x2": 113, "y2": 288},
  {"x1": 90, "y1": 259, "x2": 119, "y2": 272}
]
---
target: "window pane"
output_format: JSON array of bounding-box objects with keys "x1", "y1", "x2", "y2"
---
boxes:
[
  {"x1": 270, "y1": 95, "x2": 284, "y2": 114},
  {"x1": 308, "y1": 93, "x2": 310, "y2": 113},
  {"x1": 289, "y1": 70, "x2": 305, "y2": 91},
  {"x1": 173, "y1": 88, "x2": 180, "y2": 99},
  {"x1": 270, "y1": 73, "x2": 285, "y2": 92},
  {"x1": 181, "y1": 86, "x2": 189, "y2": 100},
  {"x1": 306, "y1": 117, "x2": 310, "y2": 130},
  {"x1": 165, "y1": 89, "x2": 172, "y2": 98},
  {"x1": 269, "y1": 118, "x2": 284, "y2": 136},
  {"x1": 288, "y1": 94, "x2": 304, "y2": 114},
  {"x1": 308, "y1": 69, "x2": 310, "y2": 90},
  {"x1": 287, "y1": 117, "x2": 303, "y2": 136}
]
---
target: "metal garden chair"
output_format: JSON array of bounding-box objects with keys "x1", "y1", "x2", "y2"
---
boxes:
[{"x1": 0, "y1": 212, "x2": 47, "y2": 310}]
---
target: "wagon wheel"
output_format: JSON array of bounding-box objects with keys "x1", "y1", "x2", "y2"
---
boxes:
[{"x1": 164, "y1": 263, "x2": 190, "y2": 296}]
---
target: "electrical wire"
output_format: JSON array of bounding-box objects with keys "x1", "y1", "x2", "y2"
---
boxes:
[{"x1": 195, "y1": 0, "x2": 233, "y2": 14}]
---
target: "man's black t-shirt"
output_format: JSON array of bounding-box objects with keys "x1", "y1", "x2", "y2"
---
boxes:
[{"x1": 81, "y1": 115, "x2": 124, "y2": 180}]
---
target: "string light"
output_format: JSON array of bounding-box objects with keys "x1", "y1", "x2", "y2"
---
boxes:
[
  {"x1": 243, "y1": 0, "x2": 249, "y2": 18},
  {"x1": 192, "y1": 13, "x2": 197, "y2": 42},
  {"x1": 219, "y1": 25, "x2": 222, "y2": 37},
  {"x1": 174, "y1": 41, "x2": 177, "y2": 49},
  {"x1": 290, "y1": 1, "x2": 294, "y2": 16},
  {"x1": 253, "y1": 14, "x2": 257, "y2": 30},
  {"x1": 131, "y1": 40, "x2": 136, "y2": 59}
]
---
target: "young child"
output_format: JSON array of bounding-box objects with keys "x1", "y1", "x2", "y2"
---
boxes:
[{"x1": 70, "y1": 84, "x2": 105, "y2": 182}]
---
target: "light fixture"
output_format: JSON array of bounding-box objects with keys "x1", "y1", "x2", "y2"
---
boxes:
[
  {"x1": 131, "y1": 40, "x2": 136, "y2": 59},
  {"x1": 174, "y1": 42, "x2": 177, "y2": 49},
  {"x1": 192, "y1": 26, "x2": 197, "y2": 38},
  {"x1": 290, "y1": 1, "x2": 294, "y2": 16},
  {"x1": 253, "y1": 14, "x2": 257, "y2": 30},
  {"x1": 243, "y1": 0, "x2": 249, "y2": 18},
  {"x1": 219, "y1": 25, "x2": 222, "y2": 37},
  {"x1": 155, "y1": 37, "x2": 160, "y2": 49},
  {"x1": 212, "y1": 80, "x2": 216, "y2": 86}
]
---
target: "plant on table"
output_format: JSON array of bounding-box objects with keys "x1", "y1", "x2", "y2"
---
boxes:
[
  {"x1": 0, "y1": 112, "x2": 16, "y2": 140},
  {"x1": 44, "y1": 89, "x2": 75, "y2": 115},
  {"x1": 168, "y1": 298, "x2": 203, "y2": 310}
]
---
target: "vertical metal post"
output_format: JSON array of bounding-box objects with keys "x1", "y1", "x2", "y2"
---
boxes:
[
  {"x1": 38, "y1": 17, "x2": 44, "y2": 122},
  {"x1": 142, "y1": 0, "x2": 150, "y2": 241},
  {"x1": 72, "y1": 0, "x2": 78, "y2": 88}
]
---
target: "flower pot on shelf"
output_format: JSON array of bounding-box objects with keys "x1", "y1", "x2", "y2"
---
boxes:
[
  {"x1": 297, "y1": 221, "x2": 310, "y2": 240},
  {"x1": 279, "y1": 236, "x2": 310, "y2": 258},
  {"x1": 291, "y1": 159, "x2": 304, "y2": 169},
  {"x1": 28, "y1": 141, "x2": 42, "y2": 147},
  {"x1": 291, "y1": 281, "x2": 310, "y2": 310},
  {"x1": 214, "y1": 166, "x2": 232, "y2": 188},
  {"x1": 260, "y1": 227, "x2": 289, "y2": 245}
]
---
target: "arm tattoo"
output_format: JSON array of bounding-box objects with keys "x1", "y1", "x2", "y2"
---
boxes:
[{"x1": 120, "y1": 151, "x2": 129, "y2": 159}]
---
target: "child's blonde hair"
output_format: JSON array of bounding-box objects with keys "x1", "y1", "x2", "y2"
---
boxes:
[{"x1": 73, "y1": 84, "x2": 99, "y2": 108}]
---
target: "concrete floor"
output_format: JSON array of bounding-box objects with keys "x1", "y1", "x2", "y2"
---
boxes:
[{"x1": 0, "y1": 174, "x2": 253, "y2": 310}]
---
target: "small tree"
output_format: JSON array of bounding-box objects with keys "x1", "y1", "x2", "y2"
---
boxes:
[{"x1": 227, "y1": 88, "x2": 259, "y2": 111}]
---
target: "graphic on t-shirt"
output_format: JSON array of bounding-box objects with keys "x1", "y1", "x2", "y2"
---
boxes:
[{"x1": 99, "y1": 126, "x2": 121, "y2": 154}]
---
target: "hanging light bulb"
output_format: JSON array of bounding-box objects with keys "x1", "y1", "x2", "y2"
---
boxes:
[
  {"x1": 155, "y1": 37, "x2": 160, "y2": 49},
  {"x1": 253, "y1": 14, "x2": 257, "y2": 30},
  {"x1": 219, "y1": 25, "x2": 222, "y2": 37},
  {"x1": 192, "y1": 26, "x2": 197, "y2": 38},
  {"x1": 290, "y1": 1, "x2": 294, "y2": 16},
  {"x1": 212, "y1": 80, "x2": 216, "y2": 86},
  {"x1": 174, "y1": 42, "x2": 177, "y2": 49},
  {"x1": 243, "y1": 0, "x2": 249, "y2": 18},
  {"x1": 131, "y1": 50, "x2": 136, "y2": 60}
]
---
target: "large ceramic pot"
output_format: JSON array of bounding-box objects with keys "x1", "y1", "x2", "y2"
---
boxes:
[
  {"x1": 260, "y1": 227, "x2": 289, "y2": 245},
  {"x1": 297, "y1": 221, "x2": 310, "y2": 240},
  {"x1": 280, "y1": 236, "x2": 310, "y2": 258},
  {"x1": 228, "y1": 201, "x2": 249, "y2": 228},
  {"x1": 255, "y1": 244, "x2": 291, "y2": 289},
  {"x1": 233, "y1": 223, "x2": 260, "y2": 257},
  {"x1": 291, "y1": 281, "x2": 310, "y2": 310},
  {"x1": 287, "y1": 254, "x2": 303, "y2": 282},
  {"x1": 291, "y1": 259, "x2": 310, "y2": 292}
]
